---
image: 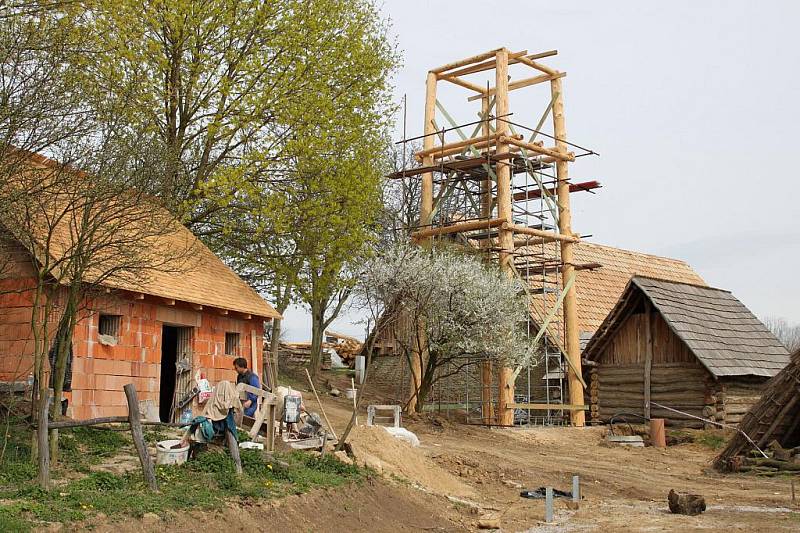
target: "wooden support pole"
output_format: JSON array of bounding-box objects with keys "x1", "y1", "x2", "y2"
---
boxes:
[
  {"x1": 467, "y1": 72, "x2": 566, "y2": 101},
  {"x1": 500, "y1": 136, "x2": 575, "y2": 162},
  {"x1": 410, "y1": 71, "x2": 438, "y2": 414},
  {"x1": 438, "y1": 74, "x2": 487, "y2": 94},
  {"x1": 225, "y1": 429, "x2": 243, "y2": 475},
  {"x1": 503, "y1": 222, "x2": 580, "y2": 243},
  {"x1": 411, "y1": 217, "x2": 506, "y2": 241},
  {"x1": 124, "y1": 383, "x2": 158, "y2": 491},
  {"x1": 37, "y1": 391, "x2": 50, "y2": 490},
  {"x1": 430, "y1": 48, "x2": 504, "y2": 74},
  {"x1": 305, "y1": 368, "x2": 339, "y2": 441},
  {"x1": 414, "y1": 132, "x2": 510, "y2": 160},
  {"x1": 495, "y1": 48, "x2": 516, "y2": 427},
  {"x1": 445, "y1": 49, "x2": 553, "y2": 78},
  {"x1": 551, "y1": 75, "x2": 585, "y2": 427},
  {"x1": 480, "y1": 95, "x2": 495, "y2": 425},
  {"x1": 644, "y1": 299, "x2": 653, "y2": 419}
]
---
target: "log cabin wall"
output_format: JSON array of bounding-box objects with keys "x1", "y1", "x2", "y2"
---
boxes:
[
  {"x1": 590, "y1": 308, "x2": 712, "y2": 428},
  {"x1": 718, "y1": 376, "x2": 769, "y2": 426}
]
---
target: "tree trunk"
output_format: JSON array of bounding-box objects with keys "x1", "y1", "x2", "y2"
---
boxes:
[
  {"x1": 309, "y1": 300, "x2": 325, "y2": 377},
  {"x1": 268, "y1": 317, "x2": 282, "y2": 389},
  {"x1": 49, "y1": 288, "x2": 79, "y2": 465}
]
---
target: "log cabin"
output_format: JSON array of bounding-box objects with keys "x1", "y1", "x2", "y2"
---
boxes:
[{"x1": 583, "y1": 276, "x2": 790, "y2": 428}]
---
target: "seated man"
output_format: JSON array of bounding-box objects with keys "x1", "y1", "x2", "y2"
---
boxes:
[{"x1": 233, "y1": 357, "x2": 260, "y2": 417}]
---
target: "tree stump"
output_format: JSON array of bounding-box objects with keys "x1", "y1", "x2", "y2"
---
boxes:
[{"x1": 668, "y1": 489, "x2": 706, "y2": 515}]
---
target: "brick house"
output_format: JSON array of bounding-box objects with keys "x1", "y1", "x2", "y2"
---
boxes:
[{"x1": 0, "y1": 156, "x2": 280, "y2": 421}]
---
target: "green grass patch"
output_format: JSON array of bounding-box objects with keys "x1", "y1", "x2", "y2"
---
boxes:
[
  {"x1": 693, "y1": 430, "x2": 727, "y2": 450},
  {"x1": 0, "y1": 429, "x2": 366, "y2": 530}
]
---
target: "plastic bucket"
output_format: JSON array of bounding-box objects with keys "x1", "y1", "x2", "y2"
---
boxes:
[
  {"x1": 345, "y1": 388, "x2": 357, "y2": 400},
  {"x1": 156, "y1": 439, "x2": 189, "y2": 465}
]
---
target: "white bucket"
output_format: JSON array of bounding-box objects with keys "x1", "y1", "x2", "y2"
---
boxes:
[
  {"x1": 156, "y1": 439, "x2": 189, "y2": 465},
  {"x1": 345, "y1": 388, "x2": 357, "y2": 400}
]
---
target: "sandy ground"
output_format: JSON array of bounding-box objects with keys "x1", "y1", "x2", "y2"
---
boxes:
[
  {"x1": 72, "y1": 374, "x2": 800, "y2": 532},
  {"x1": 315, "y1": 374, "x2": 800, "y2": 532}
]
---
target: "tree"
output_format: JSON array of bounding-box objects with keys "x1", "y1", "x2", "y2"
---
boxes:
[
  {"x1": 762, "y1": 316, "x2": 800, "y2": 352},
  {"x1": 68, "y1": 0, "x2": 398, "y2": 377},
  {"x1": 355, "y1": 243, "x2": 539, "y2": 412}
]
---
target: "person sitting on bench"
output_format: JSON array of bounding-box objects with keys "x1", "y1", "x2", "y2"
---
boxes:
[{"x1": 233, "y1": 357, "x2": 260, "y2": 418}]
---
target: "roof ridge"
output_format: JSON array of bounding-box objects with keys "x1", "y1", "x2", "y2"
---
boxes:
[{"x1": 632, "y1": 274, "x2": 727, "y2": 293}]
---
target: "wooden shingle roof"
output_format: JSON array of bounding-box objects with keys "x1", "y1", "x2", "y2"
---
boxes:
[
  {"x1": 525, "y1": 241, "x2": 706, "y2": 349},
  {"x1": 585, "y1": 276, "x2": 789, "y2": 378}
]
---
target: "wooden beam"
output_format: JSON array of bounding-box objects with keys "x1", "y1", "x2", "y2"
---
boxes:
[
  {"x1": 134, "y1": 293, "x2": 145, "y2": 300},
  {"x1": 438, "y1": 74, "x2": 487, "y2": 94},
  {"x1": 509, "y1": 403, "x2": 589, "y2": 411},
  {"x1": 445, "y1": 49, "x2": 553, "y2": 78},
  {"x1": 644, "y1": 299, "x2": 653, "y2": 420},
  {"x1": 467, "y1": 72, "x2": 566, "y2": 102},
  {"x1": 163, "y1": 298, "x2": 175, "y2": 306},
  {"x1": 415, "y1": 132, "x2": 501, "y2": 159},
  {"x1": 517, "y1": 55, "x2": 558, "y2": 76},
  {"x1": 411, "y1": 217, "x2": 506, "y2": 241},
  {"x1": 242, "y1": 313, "x2": 252, "y2": 320},
  {"x1": 219, "y1": 309, "x2": 229, "y2": 316},
  {"x1": 503, "y1": 222, "x2": 579, "y2": 243},
  {"x1": 500, "y1": 136, "x2": 575, "y2": 161},
  {"x1": 551, "y1": 74, "x2": 584, "y2": 427},
  {"x1": 430, "y1": 48, "x2": 503, "y2": 74},
  {"x1": 191, "y1": 304, "x2": 203, "y2": 311}
]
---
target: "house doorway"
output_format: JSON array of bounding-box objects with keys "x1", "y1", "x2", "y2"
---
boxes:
[
  {"x1": 159, "y1": 325, "x2": 194, "y2": 422},
  {"x1": 159, "y1": 325, "x2": 178, "y2": 422}
]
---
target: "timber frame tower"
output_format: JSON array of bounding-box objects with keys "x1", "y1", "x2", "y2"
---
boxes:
[{"x1": 393, "y1": 47, "x2": 598, "y2": 426}]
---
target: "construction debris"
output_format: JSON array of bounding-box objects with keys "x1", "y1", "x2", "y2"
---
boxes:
[{"x1": 667, "y1": 489, "x2": 706, "y2": 515}]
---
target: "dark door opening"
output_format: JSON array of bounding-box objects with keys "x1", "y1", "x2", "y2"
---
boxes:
[{"x1": 159, "y1": 325, "x2": 179, "y2": 422}]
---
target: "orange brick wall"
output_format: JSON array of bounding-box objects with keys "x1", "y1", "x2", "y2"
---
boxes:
[
  {"x1": 1, "y1": 228, "x2": 267, "y2": 419},
  {"x1": 69, "y1": 295, "x2": 265, "y2": 419}
]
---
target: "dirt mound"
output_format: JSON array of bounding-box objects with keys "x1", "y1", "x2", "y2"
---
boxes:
[{"x1": 347, "y1": 425, "x2": 476, "y2": 499}]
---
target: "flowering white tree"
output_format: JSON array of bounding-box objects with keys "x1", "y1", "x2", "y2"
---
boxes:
[{"x1": 355, "y1": 243, "x2": 539, "y2": 412}]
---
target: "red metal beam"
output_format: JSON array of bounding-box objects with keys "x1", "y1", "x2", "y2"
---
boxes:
[{"x1": 513, "y1": 180, "x2": 601, "y2": 202}]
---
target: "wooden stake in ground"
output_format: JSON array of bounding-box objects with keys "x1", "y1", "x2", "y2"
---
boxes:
[
  {"x1": 225, "y1": 429, "x2": 243, "y2": 475},
  {"x1": 351, "y1": 377, "x2": 358, "y2": 425},
  {"x1": 37, "y1": 390, "x2": 50, "y2": 490},
  {"x1": 305, "y1": 368, "x2": 339, "y2": 441},
  {"x1": 124, "y1": 383, "x2": 157, "y2": 492}
]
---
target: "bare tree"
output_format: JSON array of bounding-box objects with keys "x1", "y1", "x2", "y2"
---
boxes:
[{"x1": 762, "y1": 316, "x2": 800, "y2": 352}]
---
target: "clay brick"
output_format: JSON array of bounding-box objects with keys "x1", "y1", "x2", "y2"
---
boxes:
[
  {"x1": 93, "y1": 359, "x2": 132, "y2": 376},
  {"x1": 94, "y1": 389, "x2": 127, "y2": 407}
]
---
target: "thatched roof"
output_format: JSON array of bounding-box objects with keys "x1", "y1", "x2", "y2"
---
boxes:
[
  {"x1": 3, "y1": 152, "x2": 280, "y2": 319},
  {"x1": 714, "y1": 349, "x2": 800, "y2": 471},
  {"x1": 584, "y1": 276, "x2": 789, "y2": 378}
]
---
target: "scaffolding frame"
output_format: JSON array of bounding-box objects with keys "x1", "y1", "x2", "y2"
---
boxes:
[{"x1": 393, "y1": 47, "x2": 599, "y2": 426}]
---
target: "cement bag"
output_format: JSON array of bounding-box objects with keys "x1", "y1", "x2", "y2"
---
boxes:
[{"x1": 382, "y1": 426, "x2": 420, "y2": 447}]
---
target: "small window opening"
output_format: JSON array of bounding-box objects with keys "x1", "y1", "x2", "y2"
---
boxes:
[
  {"x1": 98, "y1": 314, "x2": 122, "y2": 338},
  {"x1": 225, "y1": 332, "x2": 240, "y2": 356}
]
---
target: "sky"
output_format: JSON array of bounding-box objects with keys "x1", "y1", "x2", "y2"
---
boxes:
[{"x1": 279, "y1": 0, "x2": 800, "y2": 341}]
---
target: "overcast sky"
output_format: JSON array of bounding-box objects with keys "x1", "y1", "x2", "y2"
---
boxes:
[{"x1": 280, "y1": 0, "x2": 800, "y2": 341}]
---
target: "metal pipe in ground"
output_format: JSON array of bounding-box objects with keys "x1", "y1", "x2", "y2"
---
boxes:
[{"x1": 545, "y1": 487, "x2": 554, "y2": 522}]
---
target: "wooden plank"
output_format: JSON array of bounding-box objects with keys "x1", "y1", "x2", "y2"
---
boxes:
[
  {"x1": 430, "y1": 48, "x2": 504, "y2": 74},
  {"x1": 124, "y1": 384, "x2": 157, "y2": 491},
  {"x1": 411, "y1": 217, "x2": 506, "y2": 241},
  {"x1": 438, "y1": 74, "x2": 487, "y2": 94},
  {"x1": 509, "y1": 403, "x2": 589, "y2": 411},
  {"x1": 644, "y1": 300, "x2": 653, "y2": 419}
]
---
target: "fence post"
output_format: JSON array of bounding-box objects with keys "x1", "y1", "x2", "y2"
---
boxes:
[
  {"x1": 37, "y1": 391, "x2": 51, "y2": 490},
  {"x1": 545, "y1": 486, "x2": 554, "y2": 522},
  {"x1": 124, "y1": 384, "x2": 158, "y2": 491}
]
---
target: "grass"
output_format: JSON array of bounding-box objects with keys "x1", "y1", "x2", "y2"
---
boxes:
[
  {"x1": 693, "y1": 430, "x2": 728, "y2": 451},
  {"x1": 0, "y1": 419, "x2": 366, "y2": 531}
]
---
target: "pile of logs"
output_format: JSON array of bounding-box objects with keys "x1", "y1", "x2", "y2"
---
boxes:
[
  {"x1": 734, "y1": 440, "x2": 800, "y2": 476},
  {"x1": 331, "y1": 338, "x2": 363, "y2": 368},
  {"x1": 275, "y1": 342, "x2": 332, "y2": 373}
]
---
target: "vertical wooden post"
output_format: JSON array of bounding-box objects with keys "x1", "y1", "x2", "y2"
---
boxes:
[
  {"x1": 225, "y1": 429, "x2": 243, "y2": 475},
  {"x1": 37, "y1": 391, "x2": 50, "y2": 490},
  {"x1": 480, "y1": 94, "x2": 496, "y2": 424},
  {"x1": 495, "y1": 48, "x2": 516, "y2": 426},
  {"x1": 650, "y1": 418, "x2": 666, "y2": 448},
  {"x1": 550, "y1": 75, "x2": 585, "y2": 427},
  {"x1": 124, "y1": 383, "x2": 158, "y2": 491},
  {"x1": 644, "y1": 299, "x2": 653, "y2": 419},
  {"x1": 409, "y1": 71, "x2": 438, "y2": 413}
]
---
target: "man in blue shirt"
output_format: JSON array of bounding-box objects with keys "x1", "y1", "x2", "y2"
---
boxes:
[{"x1": 233, "y1": 357, "x2": 260, "y2": 417}]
